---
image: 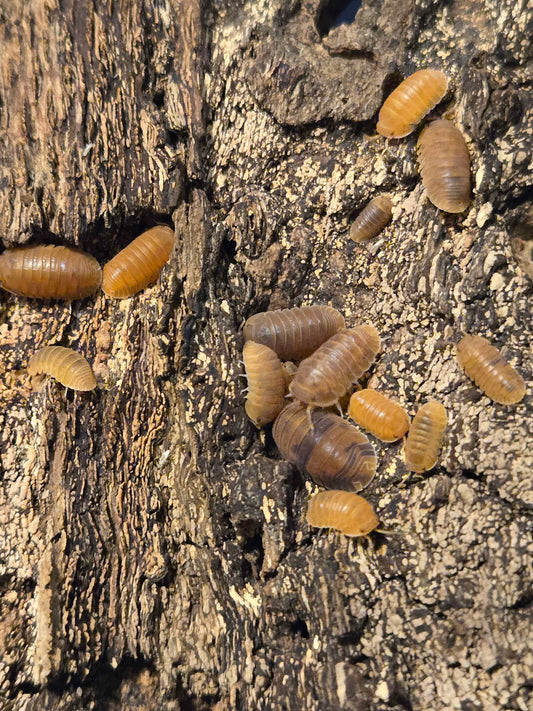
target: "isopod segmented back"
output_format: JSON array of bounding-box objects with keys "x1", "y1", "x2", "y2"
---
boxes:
[
  {"x1": 350, "y1": 196, "x2": 392, "y2": 243},
  {"x1": 348, "y1": 389, "x2": 410, "y2": 442},
  {"x1": 404, "y1": 400, "x2": 447, "y2": 473},
  {"x1": 27, "y1": 346, "x2": 96, "y2": 391},
  {"x1": 306, "y1": 490, "x2": 379, "y2": 537},
  {"x1": 243, "y1": 341, "x2": 286, "y2": 427}
]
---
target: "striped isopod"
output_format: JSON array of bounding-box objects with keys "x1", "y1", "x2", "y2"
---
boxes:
[
  {"x1": 376, "y1": 69, "x2": 448, "y2": 138},
  {"x1": 243, "y1": 341, "x2": 286, "y2": 427},
  {"x1": 102, "y1": 225, "x2": 175, "y2": 298},
  {"x1": 417, "y1": 119, "x2": 471, "y2": 213},
  {"x1": 27, "y1": 346, "x2": 96, "y2": 391},
  {"x1": 350, "y1": 196, "x2": 392, "y2": 243},
  {"x1": 0, "y1": 245, "x2": 102, "y2": 299},
  {"x1": 348, "y1": 389, "x2": 410, "y2": 442},
  {"x1": 272, "y1": 402, "x2": 376, "y2": 491},
  {"x1": 289, "y1": 325, "x2": 381, "y2": 408},
  {"x1": 243, "y1": 305, "x2": 345, "y2": 361},
  {"x1": 456, "y1": 335, "x2": 525, "y2": 404},
  {"x1": 404, "y1": 400, "x2": 447, "y2": 473},
  {"x1": 306, "y1": 491, "x2": 379, "y2": 537}
]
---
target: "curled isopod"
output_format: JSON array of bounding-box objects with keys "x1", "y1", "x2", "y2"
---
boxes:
[
  {"x1": 27, "y1": 346, "x2": 96, "y2": 391},
  {"x1": 272, "y1": 402, "x2": 376, "y2": 491},
  {"x1": 348, "y1": 389, "x2": 410, "y2": 442},
  {"x1": 376, "y1": 69, "x2": 448, "y2": 138},
  {"x1": 417, "y1": 119, "x2": 471, "y2": 213},
  {"x1": 350, "y1": 196, "x2": 392, "y2": 243},
  {"x1": 456, "y1": 334, "x2": 525, "y2": 404},
  {"x1": 290, "y1": 325, "x2": 381, "y2": 407},
  {"x1": 243, "y1": 305, "x2": 345, "y2": 361},
  {"x1": 102, "y1": 225, "x2": 175, "y2": 298},
  {"x1": 306, "y1": 490, "x2": 379, "y2": 537},
  {"x1": 0, "y1": 245, "x2": 102, "y2": 299},
  {"x1": 404, "y1": 400, "x2": 447, "y2": 473},
  {"x1": 243, "y1": 341, "x2": 286, "y2": 427}
]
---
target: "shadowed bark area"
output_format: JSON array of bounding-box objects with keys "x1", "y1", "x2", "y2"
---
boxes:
[{"x1": 0, "y1": 1, "x2": 532, "y2": 710}]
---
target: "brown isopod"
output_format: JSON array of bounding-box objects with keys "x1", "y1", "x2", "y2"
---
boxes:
[
  {"x1": 456, "y1": 334, "x2": 526, "y2": 404},
  {"x1": 281, "y1": 361, "x2": 298, "y2": 388},
  {"x1": 376, "y1": 69, "x2": 448, "y2": 138},
  {"x1": 102, "y1": 225, "x2": 175, "y2": 298},
  {"x1": 350, "y1": 196, "x2": 392, "y2": 243},
  {"x1": 290, "y1": 325, "x2": 381, "y2": 408},
  {"x1": 27, "y1": 346, "x2": 96, "y2": 391},
  {"x1": 404, "y1": 400, "x2": 447, "y2": 473},
  {"x1": 0, "y1": 245, "x2": 102, "y2": 300},
  {"x1": 243, "y1": 341, "x2": 286, "y2": 427},
  {"x1": 272, "y1": 402, "x2": 376, "y2": 491},
  {"x1": 417, "y1": 119, "x2": 471, "y2": 213},
  {"x1": 306, "y1": 490, "x2": 379, "y2": 537},
  {"x1": 348, "y1": 389, "x2": 410, "y2": 442},
  {"x1": 243, "y1": 305, "x2": 345, "y2": 362}
]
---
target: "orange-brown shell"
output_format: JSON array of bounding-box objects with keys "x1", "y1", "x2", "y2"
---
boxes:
[
  {"x1": 0, "y1": 245, "x2": 102, "y2": 299},
  {"x1": 272, "y1": 402, "x2": 376, "y2": 491},
  {"x1": 243, "y1": 306, "x2": 345, "y2": 361},
  {"x1": 404, "y1": 400, "x2": 447, "y2": 473},
  {"x1": 243, "y1": 341, "x2": 286, "y2": 427},
  {"x1": 376, "y1": 69, "x2": 448, "y2": 138},
  {"x1": 289, "y1": 325, "x2": 381, "y2": 407},
  {"x1": 306, "y1": 490, "x2": 379, "y2": 537},
  {"x1": 27, "y1": 346, "x2": 96, "y2": 391},
  {"x1": 102, "y1": 225, "x2": 175, "y2": 298},
  {"x1": 417, "y1": 119, "x2": 471, "y2": 213},
  {"x1": 456, "y1": 335, "x2": 525, "y2": 404},
  {"x1": 350, "y1": 196, "x2": 392, "y2": 243},
  {"x1": 348, "y1": 389, "x2": 410, "y2": 442}
]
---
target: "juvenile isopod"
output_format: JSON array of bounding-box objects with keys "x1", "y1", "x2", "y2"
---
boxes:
[
  {"x1": 243, "y1": 341, "x2": 286, "y2": 427},
  {"x1": 102, "y1": 225, "x2": 175, "y2": 298},
  {"x1": 350, "y1": 196, "x2": 392, "y2": 243},
  {"x1": 456, "y1": 334, "x2": 526, "y2": 404},
  {"x1": 27, "y1": 346, "x2": 96, "y2": 391},
  {"x1": 243, "y1": 306, "x2": 345, "y2": 361},
  {"x1": 306, "y1": 490, "x2": 379, "y2": 537},
  {"x1": 0, "y1": 245, "x2": 102, "y2": 300},
  {"x1": 417, "y1": 119, "x2": 471, "y2": 213},
  {"x1": 348, "y1": 389, "x2": 410, "y2": 442},
  {"x1": 404, "y1": 400, "x2": 447, "y2": 473},
  {"x1": 289, "y1": 325, "x2": 381, "y2": 407},
  {"x1": 272, "y1": 402, "x2": 376, "y2": 491},
  {"x1": 376, "y1": 69, "x2": 448, "y2": 138}
]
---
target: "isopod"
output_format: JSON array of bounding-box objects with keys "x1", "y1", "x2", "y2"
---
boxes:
[
  {"x1": 404, "y1": 400, "x2": 447, "y2": 473},
  {"x1": 350, "y1": 196, "x2": 392, "y2": 243},
  {"x1": 376, "y1": 69, "x2": 448, "y2": 138},
  {"x1": 102, "y1": 225, "x2": 175, "y2": 298},
  {"x1": 417, "y1": 119, "x2": 471, "y2": 213},
  {"x1": 0, "y1": 245, "x2": 102, "y2": 299},
  {"x1": 456, "y1": 334, "x2": 525, "y2": 404},
  {"x1": 348, "y1": 389, "x2": 410, "y2": 442},
  {"x1": 306, "y1": 490, "x2": 379, "y2": 537},
  {"x1": 272, "y1": 402, "x2": 376, "y2": 491},
  {"x1": 27, "y1": 346, "x2": 96, "y2": 391},
  {"x1": 243, "y1": 305, "x2": 345, "y2": 361},
  {"x1": 281, "y1": 361, "x2": 298, "y2": 388},
  {"x1": 289, "y1": 325, "x2": 381, "y2": 407},
  {"x1": 243, "y1": 341, "x2": 286, "y2": 427}
]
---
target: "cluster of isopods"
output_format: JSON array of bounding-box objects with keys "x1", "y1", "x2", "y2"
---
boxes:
[{"x1": 0, "y1": 226, "x2": 175, "y2": 390}]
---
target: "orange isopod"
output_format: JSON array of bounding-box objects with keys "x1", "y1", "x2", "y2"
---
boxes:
[
  {"x1": 289, "y1": 325, "x2": 381, "y2": 407},
  {"x1": 243, "y1": 306, "x2": 345, "y2": 362},
  {"x1": 404, "y1": 400, "x2": 447, "y2": 473},
  {"x1": 243, "y1": 341, "x2": 286, "y2": 427},
  {"x1": 272, "y1": 402, "x2": 376, "y2": 491},
  {"x1": 0, "y1": 245, "x2": 102, "y2": 299},
  {"x1": 376, "y1": 69, "x2": 448, "y2": 138},
  {"x1": 417, "y1": 119, "x2": 471, "y2": 212},
  {"x1": 27, "y1": 346, "x2": 96, "y2": 391},
  {"x1": 456, "y1": 334, "x2": 526, "y2": 404},
  {"x1": 306, "y1": 490, "x2": 379, "y2": 537},
  {"x1": 350, "y1": 196, "x2": 392, "y2": 243},
  {"x1": 102, "y1": 225, "x2": 175, "y2": 298},
  {"x1": 348, "y1": 389, "x2": 410, "y2": 442}
]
